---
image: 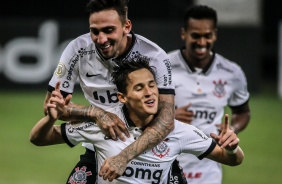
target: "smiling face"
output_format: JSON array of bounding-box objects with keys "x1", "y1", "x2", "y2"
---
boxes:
[
  {"x1": 181, "y1": 18, "x2": 217, "y2": 67},
  {"x1": 118, "y1": 68, "x2": 159, "y2": 126},
  {"x1": 89, "y1": 9, "x2": 131, "y2": 59}
]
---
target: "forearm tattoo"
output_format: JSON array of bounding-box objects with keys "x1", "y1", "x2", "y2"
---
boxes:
[
  {"x1": 64, "y1": 105, "x2": 104, "y2": 122},
  {"x1": 120, "y1": 95, "x2": 175, "y2": 161}
]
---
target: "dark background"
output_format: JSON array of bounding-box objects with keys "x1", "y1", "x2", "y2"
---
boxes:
[{"x1": 1, "y1": 0, "x2": 282, "y2": 93}]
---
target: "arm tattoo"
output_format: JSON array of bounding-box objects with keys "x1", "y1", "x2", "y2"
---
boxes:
[
  {"x1": 63, "y1": 105, "x2": 106, "y2": 122},
  {"x1": 119, "y1": 95, "x2": 175, "y2": 161}
]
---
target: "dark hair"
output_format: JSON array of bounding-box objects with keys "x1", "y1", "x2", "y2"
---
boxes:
[
  {"x1": 183, "y1": 5, "x2": 217, "y2": 30},
  {"x1": 111, "y1": 56, "x2": 156, "y2": 94},
  {"x1": 86, "y1": 0, "x2": 128, "y2": 24}
]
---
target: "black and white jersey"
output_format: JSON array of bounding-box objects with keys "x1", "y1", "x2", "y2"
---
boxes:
[
  {"x1": 168, "y1": 49, "x2": 250, "y2": 184},
  {"x1": 48, "y1": 32, "x2": 174, "y2": 110},
  {"x1": 61, "y1": 106, "x2": 216, "y2": 184},
  {"x1": 48, "y1": 32, "x2": 175, "y2": 151},
  {"x1": 169, "y1": 49, "x2": 249, "y2": 136}
]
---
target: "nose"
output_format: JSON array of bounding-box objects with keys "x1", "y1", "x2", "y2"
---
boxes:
[
  {"x1": 144, "y1": 86, "x2": 153, "y2": 96},
  {"x1": 95, "y1": 32, "x2": 107, "y2": 44},
  {"x1": 196, "y1": 36, "x2": 207, "y2": 46}
]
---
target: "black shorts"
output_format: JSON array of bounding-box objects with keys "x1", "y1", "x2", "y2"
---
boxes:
[
  {"x1": 66, "y1": 148, "x2": 97, "y2": 184},
  {"x1": 169, "y1": 159, "x2": 188, "y2": 184}
]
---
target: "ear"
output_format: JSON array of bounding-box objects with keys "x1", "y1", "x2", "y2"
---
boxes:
[
  {"x1": 214, "y1": 28, "x2": 218, "y2": 42},
  {"x1": 180, "y1": 27, "x2": 186, "y2": 41},
  {"x1": 117, "y1": 92, "x2": 127, "y2": 104},
  {"x1": 123, "y1": 19, "x2": 132, "y2": 34}
]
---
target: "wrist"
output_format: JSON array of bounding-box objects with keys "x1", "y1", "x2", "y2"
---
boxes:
[{"x1": 225, "y1": 147, "x2": 238, "y2": 154}]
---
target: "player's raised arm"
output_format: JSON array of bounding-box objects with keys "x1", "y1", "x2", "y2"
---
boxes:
[
  {"x1": 208, "y1": 114, "x2": 244, "y2": 166},
  {"x1": 30, "y1": 82, "x2": 72, "y2": 146}
]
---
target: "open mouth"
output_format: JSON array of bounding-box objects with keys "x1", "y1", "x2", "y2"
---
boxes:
[{"x1": 145, "y1": 99, "x2": 155, "y2": 106}]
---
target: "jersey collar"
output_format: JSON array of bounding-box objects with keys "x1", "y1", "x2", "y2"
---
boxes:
[
  {"x1": 121, "y1": 105, "x2": 156, "y2": 131},
  {"x1": 180, "y1": 46, "x2": 216, "y2": 75}
]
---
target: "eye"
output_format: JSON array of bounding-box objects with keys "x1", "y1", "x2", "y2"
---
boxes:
[
  {"x1": 103, "y1": 27, "x2": 115, "y2": 34},
  {"x1": 191, "y1": 33, "x2": 201, "y2": 39},
  {"x1": 204, "y1": 33, "x2": 213, "y2": 39},
  {"x1": 135, "y1": 86, "x2": 142, "y2": 91},
  {"x1": 90, "y1": 28, "x2": 99, "y2": 36},
  {"x1": 149, "y1": 81, "x2": 156, "y2": 88}
]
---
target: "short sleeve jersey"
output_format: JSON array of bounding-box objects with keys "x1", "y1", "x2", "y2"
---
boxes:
[
  {"x1": 168, "y1": 49, "x2": 250, "y2": 135},
  {"x1": 48, "y1": 32, "x2": 174, "y2": 110},
  {"x1": 61, "y1": 106, "x2": 216, "y2": 184}
]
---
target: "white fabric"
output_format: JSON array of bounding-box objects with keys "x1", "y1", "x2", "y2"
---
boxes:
[
  {"x1": 168, "y1": 49, "x2": 250, "y2": 184},
  {"x1": 48, "y1": 32, "x2": 175, "y2": 150},
  {"x1": 61, "y1": 106, "x2": 215, "y2": 184}
]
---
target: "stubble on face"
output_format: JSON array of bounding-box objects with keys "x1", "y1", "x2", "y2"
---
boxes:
[{"x1": 89, "y1": 10, "x2": 128, "y2": 59}]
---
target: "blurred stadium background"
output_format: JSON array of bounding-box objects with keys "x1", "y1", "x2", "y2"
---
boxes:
[{"x1": 1, "y1": 0, "x2": 281, "y2": 183}]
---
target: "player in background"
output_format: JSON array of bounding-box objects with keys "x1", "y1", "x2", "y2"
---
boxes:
[
  {"x1": 43, "y1": 0, "x2": 175, "y2": 183},
  {"x1": 168, "y1": 5, "x2": 251, "y2": 184},
  {"x1": 31, "y1": 56, "x2": 244, "y2": 184}
]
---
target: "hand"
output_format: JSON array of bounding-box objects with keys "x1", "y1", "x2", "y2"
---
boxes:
[
  {"x1": 175, "y1": 103, "x2": 193, "y2": 124},
  {"x1": 210, "y1": 114, "x2": 239, "y2": 151},
  {"x1": 99, "y1": 155, "x2": 127, "y2": 182},
  {"x1": 96, "y1": 111, "x2": 130, "y2": 141},
  {"x1": 47, "y1": 82, "x2": 72, "y2": 120}
]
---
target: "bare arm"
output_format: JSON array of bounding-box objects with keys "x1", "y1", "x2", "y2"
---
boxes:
[
  {"x1": 206, "y1": 145, "x2": 244, "y2": 166},
  {"x1": 230, "y1": 102, "x2": 251, "y2": 134},
  {"x1": 29, "y1": 115, "x2": 64, "y2": 146},
  {"x1": 209, "y1": 114, "x2": 244, "y2": 166},
  {"x1": 99, "y1": 94, "x2": 175, "y2": 181},
  {"x1": 32, "y1": 83, "x2": 73, "y2": 146}
]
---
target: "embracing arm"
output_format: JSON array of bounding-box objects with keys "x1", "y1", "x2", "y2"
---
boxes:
[
  {"x1": 116, "y1": 94, "x2": 174, "y2": 161},
  {"x1": 98, "y1": 94, "x2": 175, "y2": 181}
]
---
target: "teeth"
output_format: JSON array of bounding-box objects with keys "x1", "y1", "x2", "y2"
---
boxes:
[
  {"x1": 146, "y1": 100, "x2": 154, "y2": 104},
  {"x1": 195, "y1": 47, "x2": 206, "y2": 53},
  {"x1": 101, "y1": 45, "x2": 110, "y2": 49}
]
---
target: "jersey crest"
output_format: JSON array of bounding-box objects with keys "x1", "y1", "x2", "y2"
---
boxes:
[
  {"x1": 213, "y1": 79, "x2": 227, "y2": 98},
  {"x1": 68, "y1": 166, "x2": 92, "y2": 184},
  {"x1": 152, "y1": 138, "x2": 170, "y2": 158}
]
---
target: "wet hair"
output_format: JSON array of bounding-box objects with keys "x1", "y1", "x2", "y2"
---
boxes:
[
  {"x1": 86, "y1": 0, "x2": 129, "y2": 24},
  {"x1": 111, "y1": 55, "x2": 156, "y2": 94},
  {"x1": 183, "y1": 5, "x2": 217, "y2": 30}
]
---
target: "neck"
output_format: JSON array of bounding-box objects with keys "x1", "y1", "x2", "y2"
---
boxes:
[
  {"x1": 129, "y1": 111, "x2": 154, "y2": 128},
  {"x1": 182, "y1": 49, "x2": 212, "y2": 69}
]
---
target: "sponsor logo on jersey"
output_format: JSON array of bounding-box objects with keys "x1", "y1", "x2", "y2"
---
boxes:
[
  {"x1": 193, "y1": 129, "x2": 208, "y2": 140},
  {"x1": 152, "y1": 138, "x2": 170, "y2": 158},
  {"x1": 55, "y1": 62, "x2": 66, "y2": 78},
  {"x1": 213, "y1": 79, "x2": 227, "y2": 98},
  {"x1": 193, "y1": 110, "x2": 217, "y2": 124},
  {"x1": 66, "y1": 48, "x2": 95, "y2": 81},
  {"x1": 68, "y1": 166, "x2": 92, "y2": 184},
  {"x1": 123, "y1": 166, "x2": 163, "y2": 183},
  {"x1": 183, "y1": 172, "x2": 202, "y2": 179},
  {"x1": 68, "y1": 122, "x2": 94, "y2": 133},
  {"x1": 163, "y1": 59, "x2": 172, "y2": 86},
  {"x1": 93, "y1": 90, "x2": 118, "y2": 104}
]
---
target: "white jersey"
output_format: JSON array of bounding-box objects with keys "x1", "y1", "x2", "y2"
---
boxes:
[
  {"x1": 48, "y1": 32, "x2": 175, "y2": 150},
  {"x1": 61, "y1": 105, "x2": 216, "y2": 184},
  {"x1": 168, "y1": 49, "x2": 250, "y2": 184}
]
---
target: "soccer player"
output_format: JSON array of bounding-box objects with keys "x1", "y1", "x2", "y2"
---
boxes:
[
  {"x1": 31, "y1": 56, "x2": 244, "y2": 184},
  {"x1": 42, "y1": 0, "x2": 175, "y2": 183},
  {"x1": 168, "y1": 5, "x2": 251, "y2": 184}
]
